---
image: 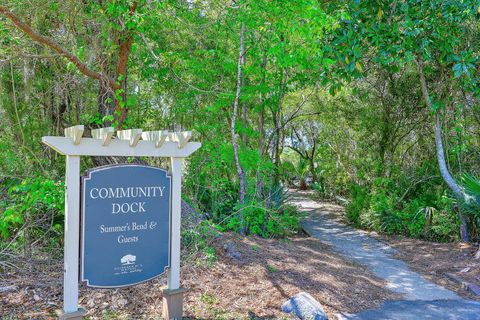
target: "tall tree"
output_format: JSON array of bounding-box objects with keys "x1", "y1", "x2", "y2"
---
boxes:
[
  {"x1": 328, "y1": 0, "x2": 479, "y2": 241},
  {"x1": 232, "y1": 21, "x2": 247, "y2": 207},
  {"x1": 0, "y1": 1, "x2": 139, "y2": 128}
]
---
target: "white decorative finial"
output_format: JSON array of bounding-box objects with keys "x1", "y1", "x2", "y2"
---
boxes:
[
  {"x1": 142, "y1": 130, "x2": 169, "y2": 148},
  {"x1": 117, "y1": 129, "x2": 142, "y2": 147},
  {"x1": 91, "y1": 127, "x2": 114, "y2": 146},
  {"x1": 169, "y1": 131, "x2": 192, "y2": 148},
  {"x1": 64, "y1": 125, "x2": 84, "y2": 145}
]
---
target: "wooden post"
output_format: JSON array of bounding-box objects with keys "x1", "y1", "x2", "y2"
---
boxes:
[
  {"x1": 163, "y1": 157, "x2": 184, "y2": 319},
  {"x1": 58, "y1": 155, "x2": 85, "y2": 319}
]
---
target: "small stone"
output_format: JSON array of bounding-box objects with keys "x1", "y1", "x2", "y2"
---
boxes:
[
  {"x1": 33, "y1": 294, "x2": 40, "y2": 301},
  {"x1": 114, "y1": 297, "x2": 128, "y2": 308},
  {"x1": 0, "y1": 285, "x2": 17, "y2": 293},
  {"x1": 460, "y1": 267, "x2": 471, "y2": 273},
  {"x1": 465, "y1": 283, "x2": 480, "y2": 296},
  {"x1": 282, "y1": 292, "x2": 328, "y2": 320},
  {"x1": 223, "y1": 241, "x2": 241, "y2": 261},
  {"x1": 86, "y1": 298, "x2": 96, "y2": 308}
]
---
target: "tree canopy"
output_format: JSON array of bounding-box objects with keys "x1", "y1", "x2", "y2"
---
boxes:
[{"x1": 0, "y1": 0, "x2": 480, "y2": 247}]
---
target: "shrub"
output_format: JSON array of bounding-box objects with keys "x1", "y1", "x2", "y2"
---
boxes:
[
  {"x1": 224, "y1": 202, "x2": 300, "y2": 238},
  {"x1": 0, "y1": 177, "x2": 64, "y2": 247},
  {"x1": 346, "y1": 176, "x2": 460, "y2": 241},
  {"x1": 346, "y1": 184, "x2": 370, "y2": 226},
  {"x1": 182, "y1": 220, "x2": 220, "y2": 266}
]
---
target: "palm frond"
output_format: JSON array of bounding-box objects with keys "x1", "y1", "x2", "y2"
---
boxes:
[{"x1": 463, "y1": 174, "x2": 480, "y2": 196}]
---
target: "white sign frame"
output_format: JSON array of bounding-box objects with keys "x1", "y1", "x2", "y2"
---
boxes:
[{"x1": 42, "y1": 126, "x2": 201, "y2": 318}]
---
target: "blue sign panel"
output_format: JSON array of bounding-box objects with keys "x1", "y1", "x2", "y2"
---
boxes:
[{"x1": 81, "y1": 165, "x2": 171, "y2": 288}]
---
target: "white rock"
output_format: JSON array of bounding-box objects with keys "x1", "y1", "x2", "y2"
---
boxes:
[{"x1": 282, "y1": 292, "x2": 328, "y2": 320}]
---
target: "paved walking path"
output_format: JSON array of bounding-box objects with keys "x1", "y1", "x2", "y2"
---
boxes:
[{"x1": 288, "y1": 190, "x2": 480, "y2": 319}]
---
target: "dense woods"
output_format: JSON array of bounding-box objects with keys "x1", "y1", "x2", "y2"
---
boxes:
[{"x1": 1, "y1": 0, "x2": 480, "y2": 263}]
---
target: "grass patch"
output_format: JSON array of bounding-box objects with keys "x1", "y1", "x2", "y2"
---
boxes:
[{"x1": 266, "y1": 264, "x2": 278, "y2": 273}]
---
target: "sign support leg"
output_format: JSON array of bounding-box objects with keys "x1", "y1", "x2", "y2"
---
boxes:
[
  {"x1": 58, "y1": 155, "x2": 85, "y2": 320},
  {"x1": 163, "y1": 157, "x2": 184, "y2": 320}
]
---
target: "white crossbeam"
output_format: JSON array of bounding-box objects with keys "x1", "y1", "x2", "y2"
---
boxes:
[{"x1": 42, "y1": 136, "x2": 201, "y2": 157}]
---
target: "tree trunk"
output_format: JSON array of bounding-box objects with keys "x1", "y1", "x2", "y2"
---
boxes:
[
  {"x1": 113, "y1": 21, "x2": 136, "y2": 129},
  {"x1": 256, "y1": 50, "x2": 267, "y2": 200},
  {"x1": 22, "y1": 59, "x2": 31, "y2": 104},
  {"x1": 272, "y1": 72, "x2": 285, "y2": 188},
  {"x1": 10, "y1": 62, "x2": 24, "y2": 145},
  {"x1": 241, "y1": 52, "x2": 247, "y2": 145},
  {"x1": 309, "y1": 139, "x2": 318, "y2": 183},
  {"x1": 256, "y1": 108, "x2": 265, "y2": 198},
  {"x1": 433, "y1": 114, "x2": 469, "y2": 241},
  {"x1": 231, "y1": 22, "x2": 246, "y2": 209},
  {"x1": 299, "y1": 178, "x2": 307, "y2": 190},
  {"x1": 309, "y1": 158, "x2": 317, "y2": 183},
  {"x1": 417, "y1": 58, "x2": 469, "y2": 242}
]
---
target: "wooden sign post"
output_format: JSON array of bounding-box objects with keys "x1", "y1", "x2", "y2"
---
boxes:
[{"x1": 42, "y1": 126, "x2": 200, "y2": 320}]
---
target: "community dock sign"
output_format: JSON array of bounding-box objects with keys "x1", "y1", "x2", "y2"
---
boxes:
[
  {"x1": 81, "y1": 165, "x2": 171, "y2": 287},
  {"x1": 42, "y1": 127, "x2": 200, "y2": 319}
]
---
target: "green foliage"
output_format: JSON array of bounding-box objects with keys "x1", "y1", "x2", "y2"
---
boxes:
[
  {"x1": 266, "y1": 264, "x2": 278, "y2": 273},
  {"x1": 182, "y1": 221, "x2": 220, "y2": 267},
  {"x1": 222, "y1": 202, "x2": 299, "y2": 238},
  {"x1": 346, "y1": 184, "x2": 370, "y2": 227},
  {"x1": 0, "y1": 177, "x2": 64, "y2": 246},
  {"x1": 183, "y1": 134, "x2": 299, "y2": 239},
  {"x1": 198, "y1": 292, "x2": 232, "y2": 319},
  {"x1": 0, "y1": 0, "x2": 479, "y2": 257},
  {"x1": 464, "y1": 174, "x2": 480, "y2": 202},
  {"x1": 316, "y1": 0, "x2": 480, "y2": 242},
  {"x1": 462, "y1": 174, "x2": 480, "y2": 237},
  {"x1": 346, "y1": 176, "x2": 459, "y2": 242}
]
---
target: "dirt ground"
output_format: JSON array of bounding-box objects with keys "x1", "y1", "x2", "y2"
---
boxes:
[
  {"x1": 184, "y1": 233, "x2": 400, "y2": 319},
  {"x1": 1, "y1": 232, "x2": 399, "y2": 319},
  {"x1": 2, "y1": 198, "x2": 478, "y2": 319}
]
